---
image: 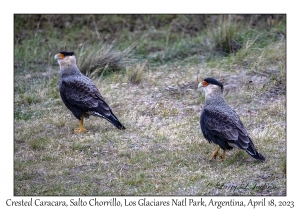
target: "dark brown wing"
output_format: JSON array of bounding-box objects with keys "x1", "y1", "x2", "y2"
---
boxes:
[
  {"x1": 200, "y1": 107, "x2": 250, "y2": 150},
  {"x1": 60, "y1": 75, "x2": 125, "y2": 129}
]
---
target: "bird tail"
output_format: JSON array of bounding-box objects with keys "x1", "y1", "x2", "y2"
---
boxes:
[
  {"x1": 246, "y1": 142, "x2": 265, "y2": 161},
  {"x1": 106, "y1": 113, "x2": 126, "y2": 130},
  {"x1": 88, "y1": 109, "x2": 125, "y2": 130},
  {"x1": 109, "y1": 116, "x2": 126, "y2": 130}
]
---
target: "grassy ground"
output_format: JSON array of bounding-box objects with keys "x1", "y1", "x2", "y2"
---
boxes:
[{"x1": 14, "y1": 14, "x2": 286, "y2": 196}]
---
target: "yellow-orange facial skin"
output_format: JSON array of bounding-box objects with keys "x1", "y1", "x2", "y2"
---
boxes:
[
  {"x1": 198, "y1": 80, "x2": 209, "y2": 88},
  {"x1": 54, "y1": 53, "x2": 66, "y2": 60},
  {"x1": 54, "y1": 53, "x2": 76, "y2": 67},
  {"x1": 198, "y1": 80, "x2": 223, "y2": 97}
]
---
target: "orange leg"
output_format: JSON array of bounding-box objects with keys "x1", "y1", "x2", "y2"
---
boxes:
[
  {"x1": 220, "y1": 149, "x2": 226, "y2": 161},
  {"x1": 74, "y1": 116, "x2": 87, "y2": 133},
  {"x1": 210, "y1": 146, "x2": 221, "y2": 160},
  {"x1": 210, "y1": 146, "x2": 226, "y2": 161}
]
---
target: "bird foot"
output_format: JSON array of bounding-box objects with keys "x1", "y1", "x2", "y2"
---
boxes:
[
  {"x1": 209, "y1": 146, "x2": 226, "y2": 161},
  {"x1": 210, "y1": 152, "x2": 225, "y2": 161},
  {"x1": 220, "y1": 154, "x2": 226, "y2": 161},
  {"x1": 74, "y1": 127, "x2": 87, "y2": 133},
  {"x1": 210, "y1": 152, "x2": 220, "y2": 160}
]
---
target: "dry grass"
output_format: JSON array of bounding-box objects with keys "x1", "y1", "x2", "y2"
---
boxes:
[
  {"x1": 14, "y1": 14, "x2": 286, "y2": 196},
  {"x1": 14, "y1": 51, "x2": 286, "y2": 196},
  {"x1": 126, "y1": 61, "x2": 149, "y2": 85},
  {"x1": 76, "y1": 43, "x2": 136, "y2": 78}
]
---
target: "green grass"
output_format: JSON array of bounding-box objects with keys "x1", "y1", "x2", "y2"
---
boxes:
[{"x1": 14, "y1": 14, "x2": 286, "y2": 196}]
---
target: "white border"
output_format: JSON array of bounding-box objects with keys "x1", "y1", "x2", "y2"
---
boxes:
[{"x1": 2, "y1": 0, "x2": 296, "y2": 209}]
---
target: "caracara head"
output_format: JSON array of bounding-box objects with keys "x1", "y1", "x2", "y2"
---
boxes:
[
  {"x1": 54, "y1": 51, "x2": 76, "y2": 67},
  {"x1": 198, "y1": 78, "x2": 224, "y2": 95}
]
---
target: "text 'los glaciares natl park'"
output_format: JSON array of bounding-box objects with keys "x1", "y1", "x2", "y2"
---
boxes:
[{"x1": 6, "y1": 197, "x2": 295, "y2": 208}]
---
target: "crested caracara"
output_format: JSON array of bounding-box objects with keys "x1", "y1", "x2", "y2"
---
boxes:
[
  {"x1": 198, "y1": 78, "x2": 265, "y2": 161},
  {"x1": 54, "y1": 51, "x2": 125, "y2": 133}
]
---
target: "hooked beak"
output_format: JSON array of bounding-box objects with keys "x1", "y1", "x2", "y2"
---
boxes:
[
  {"x1": 54, "y1": 54, "x2": 59, "y2": 60},
  {"x1": 198, "y1": 83, "x2": 203, "y2": 89}
]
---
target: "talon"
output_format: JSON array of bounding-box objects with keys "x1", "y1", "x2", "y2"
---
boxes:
[
  {"x1": 74, "y1": 116, "x2": 87, "y2": 133},
  {"x1": 74, "y1": 127, "x2": 87, "y2": 133},
  {"x1": 209, "y1": 146, "x2": 226, "y2": 161},
  {"x1": 209, "y1": 146, "x2": 221, "y2": 160}
]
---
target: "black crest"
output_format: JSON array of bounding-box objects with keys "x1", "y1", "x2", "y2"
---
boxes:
[
  {"x1": 204, "y1": 78, "x2": 224, "y2": 92},
  {"x1": 60, "y1": 51, "x2": 74, "y2": 56}
]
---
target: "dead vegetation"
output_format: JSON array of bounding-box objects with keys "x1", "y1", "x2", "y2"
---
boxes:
[{"x1": 14, "y1": 61, "x2": 286, "y2": 196}]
